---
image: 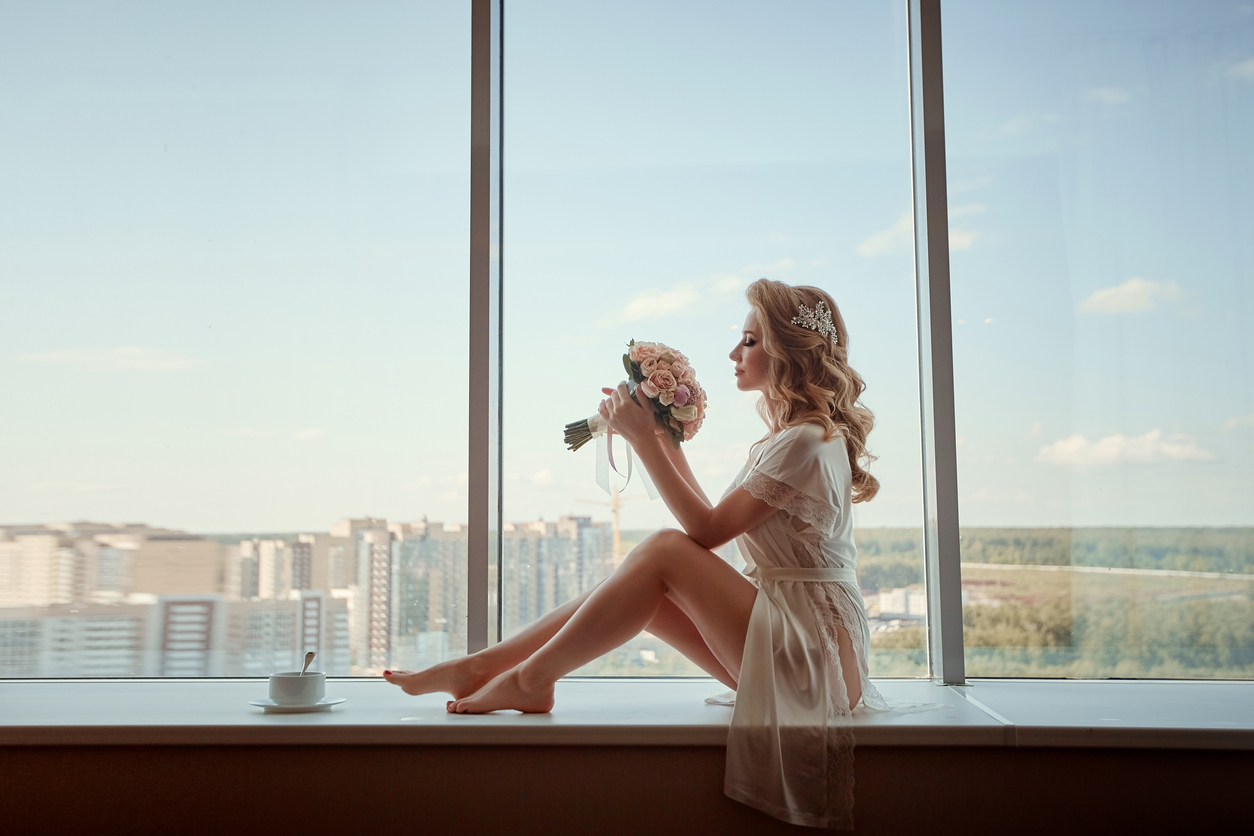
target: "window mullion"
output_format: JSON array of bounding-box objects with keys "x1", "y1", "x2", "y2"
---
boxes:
[{"x1": 908, "y1": 0, "x2": 965, "y2": 685}]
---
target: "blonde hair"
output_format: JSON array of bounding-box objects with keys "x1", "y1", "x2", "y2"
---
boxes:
[{"x1": 746, "y1": 278, "x2": 880, "y2": 503}]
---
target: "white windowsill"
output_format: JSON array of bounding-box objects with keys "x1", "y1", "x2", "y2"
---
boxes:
[{"x1": 1, "y1": 678, "x2": 1251, "y2": 750}]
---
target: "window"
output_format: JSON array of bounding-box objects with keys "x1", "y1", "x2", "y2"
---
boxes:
[
  {"x1": 0, "y1": 1, "x2": 471, "y2": 677},
  {"x1": 6, "y1": 0, "x2": 1249, "y2": 686},
  {"x1": 499, "y1": 0, "x2": 928, "y2": 676},
  {"x1": 944, "y1": 0, "x2": 1254, "y2": 678}
]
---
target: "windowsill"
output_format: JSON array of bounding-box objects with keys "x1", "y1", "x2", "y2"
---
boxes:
[{"x1": 2, "y1": 677, "x2": 1251, "y2": 750}]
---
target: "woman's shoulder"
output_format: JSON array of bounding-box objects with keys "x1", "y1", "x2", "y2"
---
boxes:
[{"x1": 777, "y1": 420, "x2": 845, "y2": 448}]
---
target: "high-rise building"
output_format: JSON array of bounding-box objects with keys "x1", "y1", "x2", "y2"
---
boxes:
[
  {"x1": 38, "y1": 602, "x2": 149, "y2": 677},
  {"x1": 353, "y1": 528, "x2": 393, "y2": 673},
  {"x1": 144, "y1": 595, "x2": 227, "y2": 677},
  {"x1": 330, "y1": 517, "x2": 387, "y2": 590},
  {"x1": 500, "y1": 517, "x2": 612, "y2": 637},
  {"x1": 294, "y1": 533, "x2": 344, "y2": 591},
  {"x1": 390, "y1": 520, "x2": 467, "y2": 669},
  {"x1": 131, "y1": 536, "x2": 223, "y2": 596},
  {"x1": 0, "y1": 534, "x2": 85, "y2": 608}
]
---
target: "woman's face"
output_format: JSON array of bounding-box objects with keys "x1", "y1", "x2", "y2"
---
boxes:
[{"x1": 730, "y1": 309, "x2": 771, "y2": 393}]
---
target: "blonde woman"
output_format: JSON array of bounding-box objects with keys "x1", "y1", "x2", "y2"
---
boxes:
[{"x1": 385, "y1": 278, "x2": 888, "y2": 829}]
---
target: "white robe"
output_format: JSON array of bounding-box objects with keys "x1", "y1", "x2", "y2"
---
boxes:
[{"x1": 716, "y1": 422, "x2": 891, "y2": 830}]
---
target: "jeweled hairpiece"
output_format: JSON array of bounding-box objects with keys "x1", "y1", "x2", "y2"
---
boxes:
[{"x1": 791, "y1": 299, "x2": 839, "y2": 345}]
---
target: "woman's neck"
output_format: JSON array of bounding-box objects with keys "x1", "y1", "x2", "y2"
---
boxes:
[{"x1": 761, "y1": 396, "x2": 782, "y2": 436}]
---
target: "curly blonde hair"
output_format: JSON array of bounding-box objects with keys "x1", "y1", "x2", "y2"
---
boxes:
[{"x1": 746, "y1": 278, "x2": 880, "y2": 503}]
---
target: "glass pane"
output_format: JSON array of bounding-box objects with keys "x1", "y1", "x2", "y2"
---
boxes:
[
  {"x1": 503, "y1": 0, "x2": 926, "y2": 676},
  {"x1": 0, "y1": 1, "x2": 470, "y2": 677},
  {"x1": 944, "y1": 0, "x2": 1254, "y2": 678}
]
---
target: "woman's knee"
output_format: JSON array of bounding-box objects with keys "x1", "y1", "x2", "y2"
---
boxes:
[{"x1": 621, "y1": 528, "x2": 694, "y2": 567}]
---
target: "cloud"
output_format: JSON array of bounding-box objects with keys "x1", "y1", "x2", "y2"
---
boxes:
[
  {"x1": 856, "y1": 212, "x2": 912, "y2": 257},
  {"x1": 949, "y1": 174, "x2": 993, "y2": 194},
  {"x1": 1036, "y1": 429, "x2": 1214, "y2": 469},
  {"x1": 1228, "y1": 57, "x2": 1254, "y2": 81},
  {"x1": 767, "y1": 230, "x2": 792, "y2": 243},
  {"x1": 618, "y1": 258, "x2": 793, "y2": 322},
  {"x1": 950, "y1": 204, "x2": 987, "y2": 218},
  {"x1": 1223, "y1": 414, "x2": 1254, "y2": 431},
  {"x1": 740, "y1": 257, "x2": 796, "y2": 274},
  {"x1": 293, "y1": 428, "x2": 324, "y2": 441},
  {"x1": 620, "y1": 284, "x2": 702, "y2": 321},
  {"x1": 1086, "y1": 87, "x2": 1131, "y2": 105},
  {"x1": 991, "y1": 112, "x2": 1060, "y2": 137},
  {"x1": 949, "y1": 229, "x2": 980, "y2": 251},
  {"x1": 1077, "y1": 277, "x2": 1185, "y2": 314},
  {"x1": 22, "y1": 346, "x2": 196, "y2": 370},
  {"x1": 530, "y1": 469, "x2": 554, "y2": 486}
]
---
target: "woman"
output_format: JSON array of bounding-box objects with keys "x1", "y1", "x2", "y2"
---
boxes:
[{"x1": 385, "y1": 278, "x2": 887, "y2": 829}]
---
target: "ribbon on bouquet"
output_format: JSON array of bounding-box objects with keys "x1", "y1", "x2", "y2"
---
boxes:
[{"x1": 584, "y1": 414, "x2": 660, "y2": 500}]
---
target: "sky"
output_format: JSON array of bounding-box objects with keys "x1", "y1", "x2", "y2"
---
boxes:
[{"x1": 1, "y1": 0, "x2": 1252, "y2": 533}]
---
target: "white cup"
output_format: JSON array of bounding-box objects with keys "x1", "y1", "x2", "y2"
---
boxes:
[{"x1": 269, "y1": 671, "x2": 326, "y2": 706}]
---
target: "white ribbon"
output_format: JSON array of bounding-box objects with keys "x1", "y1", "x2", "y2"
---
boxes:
[{"x1": 584, "y1": 414, "x2": 660, "y2": 500}]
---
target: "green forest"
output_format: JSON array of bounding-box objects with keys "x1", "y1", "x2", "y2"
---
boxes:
[{"x1": 854, "y1": 527, "x2": 1254, "y2": 680}]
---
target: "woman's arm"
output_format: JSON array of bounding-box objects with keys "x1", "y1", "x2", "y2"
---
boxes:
[
  {"x1": 600, "y1": 386, "x2": 711, "y2": 505},
  {"x1": 600, "y1": 383, "x2": 780, "y2": 550},
  {"x1": 659, "y1": 437, "x2": 713, "y2": 506}
]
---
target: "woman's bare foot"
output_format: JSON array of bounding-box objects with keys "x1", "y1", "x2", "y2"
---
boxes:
[
  {"x1": 447, "y1": 666, "x2": 555, "y2": 715},
  {"x1": 382, "y1": 655, "x2": 495, "y2": 699}
]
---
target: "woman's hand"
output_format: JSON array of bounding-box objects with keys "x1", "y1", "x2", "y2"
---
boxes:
[{"x1": 598, "y1": 383, "x2": 661, "y2": 448}]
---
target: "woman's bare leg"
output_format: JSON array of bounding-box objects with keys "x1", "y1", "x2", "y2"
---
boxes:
[
  {"x1": 834, "y1": 622, "x2": 862, "y2": 709},
  {"x1": 385, "y1": 562, "x2": 737, "y2": 698},
  {"x1": 449, "y1": 529, "x2": 756, "y2": 713},
  {"x1": 383, "y1": 587, "x2": 594, "y2": 698}
]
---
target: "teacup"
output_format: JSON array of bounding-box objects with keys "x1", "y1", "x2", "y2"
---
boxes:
[{"x1": 269, "y1": 671, "x2": 326, "y2": 706}]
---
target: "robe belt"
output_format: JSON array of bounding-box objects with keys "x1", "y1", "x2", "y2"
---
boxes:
[{"x1": 748, "y1": 566, "x2": 857, "y2": 583}]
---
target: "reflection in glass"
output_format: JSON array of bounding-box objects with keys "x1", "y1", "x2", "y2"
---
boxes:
[{"x1": 944, "y1": 0, "x2": 1254, "y2": 678}]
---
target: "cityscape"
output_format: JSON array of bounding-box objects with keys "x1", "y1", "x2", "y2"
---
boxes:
[
  {"x1": 5, "y1": 515, "x2": 1250, "y2": 680},
  {"x1": 0, "y1": 514, "x2": 941, "y2": 679}
]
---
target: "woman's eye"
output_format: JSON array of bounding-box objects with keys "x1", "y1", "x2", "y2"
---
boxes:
[{"x1": 743, "y1": 339, "x2": 755, "y2": 347}]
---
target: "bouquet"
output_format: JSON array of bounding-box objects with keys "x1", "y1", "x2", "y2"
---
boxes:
[{"x1": 564, "y1": 340, "x2": 708, "y2": 452}]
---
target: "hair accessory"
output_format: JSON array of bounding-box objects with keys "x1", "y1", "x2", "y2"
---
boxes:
[{"x1": 791, "y1": 300, "x2": 839, "y2": 345}]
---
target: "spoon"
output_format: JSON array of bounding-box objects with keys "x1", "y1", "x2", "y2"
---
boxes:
[{"x1": 300, "y1": 651, "x2": 315, "y2": 676}]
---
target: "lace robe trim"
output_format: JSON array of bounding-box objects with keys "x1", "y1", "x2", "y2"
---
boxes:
[{"x1": 740, "y1": 470, "x2": 839, "y2": 539}]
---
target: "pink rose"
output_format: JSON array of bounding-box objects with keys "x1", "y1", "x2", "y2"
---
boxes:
[
  {"x1": 629, "y1": 342, "x2": 659, "y2": 364},
  {"x1": 638, "y1": 378, "x2": 659, "y2": 399},
  {"x1": 673, "y1": 384, "x2": 691, "y2": 407},
  {"x1": 640, "y1": 357, "x2": 658, "y2": 377},
  {"x1": 648, "y1": 369, "x2": 677, "y2": 393},
  {"x1": 658, "y1": 388, "x2": 675, "y2": 406},
  {"x1": 669, "y1": 359, "x2": 689, "y2": 380}
]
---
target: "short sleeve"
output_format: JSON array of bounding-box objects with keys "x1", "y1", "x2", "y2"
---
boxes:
[{"x1": 740, "y1": 424, "x2": 844, "y2": 538}]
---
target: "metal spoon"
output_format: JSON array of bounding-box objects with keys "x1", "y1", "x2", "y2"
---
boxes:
[{"x1": 300, "y1": 651, "x2": 315, "y2": 676}]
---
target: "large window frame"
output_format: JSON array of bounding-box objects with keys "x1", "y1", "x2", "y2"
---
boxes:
[{"x1": 464, "y1": 0, "x2": 966, "y2": 681}]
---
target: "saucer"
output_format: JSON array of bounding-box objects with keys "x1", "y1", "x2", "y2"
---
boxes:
[{"x1": 250, "y1": 697, "x2": 346, "y2": 714}]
